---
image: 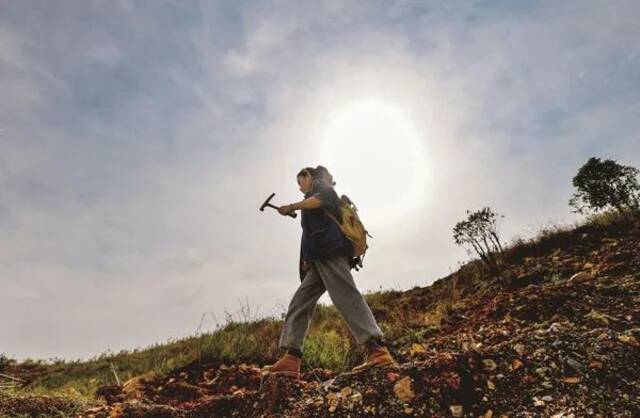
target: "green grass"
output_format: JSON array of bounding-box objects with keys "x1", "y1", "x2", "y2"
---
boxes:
[
  {"x1": 2, "y1": 291, "x2": 406, "y2": 398},
  {"x1": 3, "y1": 208, "x2": 637, "y2": 406},
  {"x1": 0, "y1": 386, "x2": 96, "y2": 418}
]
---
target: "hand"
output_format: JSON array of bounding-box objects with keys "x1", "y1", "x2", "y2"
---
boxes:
[
  {"x1": 278, "y1": 204, "x2": 295, "y2": 216},
  {"x1": 301, "y1": 259, "x2": 311, "y2": 270}
]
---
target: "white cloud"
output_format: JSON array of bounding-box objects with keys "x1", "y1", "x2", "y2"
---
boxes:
[{"x1": 0, "y1": 0, "x2": 639, "y2": 361}]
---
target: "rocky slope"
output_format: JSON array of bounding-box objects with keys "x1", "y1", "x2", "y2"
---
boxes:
[{"x1": 2, "y1": 215, "x2": 639, "y2": 417}]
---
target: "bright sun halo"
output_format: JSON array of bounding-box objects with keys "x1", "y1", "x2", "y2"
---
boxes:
[{"x1": 318, "y1": 98, "x2": 428, "y2": 228}]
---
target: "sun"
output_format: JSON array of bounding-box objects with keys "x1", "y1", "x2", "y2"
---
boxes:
[{"x1": 317, "y1": 98, "x2": 429, "y2": 228}]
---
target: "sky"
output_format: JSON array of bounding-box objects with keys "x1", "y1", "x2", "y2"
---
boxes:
[{"x1": 1, "y1": 0, "x2": 639, "y2": 362}]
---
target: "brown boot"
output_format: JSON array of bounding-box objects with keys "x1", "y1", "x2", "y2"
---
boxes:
[
  {"x1": 351, "y1": 345, "x2": 399, "y2": 373},
  {"x1": 261, "y1": 353, "x2": 301, "y2": 379}
]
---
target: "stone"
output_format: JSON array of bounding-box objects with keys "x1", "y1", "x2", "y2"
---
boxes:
[
  {"x1": 512, "y1": 359, "x2": 524, "y2": 370},
  {"x1": 483, "y1": 359, "x2": 498, "y2": 371},
  {"x1": 450, "y1": 405, "x2": 463, "y2": 417},
  {"x1": 339, "y1": 386, "x2": 352, "y2": 398},
  {"x1": 569, "y1": 272, "x2": 594, "y2": 284},
  {"x1": 348, "y1": 392, "x2": 363, "y2": 403},
  {"x1": 409, "y1": 343, "x2": 427, "y2": 356},
  {"x1": 393, "y1": 376, "x2": 415, "y2": 402},
  {"x1": 513, "y1": 343, "x2": 525, "y2": 355}
]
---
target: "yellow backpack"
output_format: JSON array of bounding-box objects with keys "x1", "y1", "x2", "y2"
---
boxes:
[{"x1": 324, "y1": 194, "x2": 373, "y2": 271}]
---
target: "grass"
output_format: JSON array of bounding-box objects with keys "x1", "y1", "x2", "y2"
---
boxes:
[
  {"x1": 0, "y1": 386, "x2": 96, "y2": 418},
  {"x1": 502, "y1": 208, "x2": 639, "y2": 265},
  {"x1": 3, "y1": 207, "x2": 637, "y2": 408}
]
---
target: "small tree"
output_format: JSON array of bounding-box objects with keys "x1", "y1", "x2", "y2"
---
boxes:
[
  {"x1": 453, "y1": 207, "x2": 505, "y2": 276},
  {"x1": 569, "y1": 157, "x2": 640, "y2": 215}
]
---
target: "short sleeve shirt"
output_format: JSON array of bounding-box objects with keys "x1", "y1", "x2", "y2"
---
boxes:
[
  {"x1": 308, "y1": 180, "x2": 342, "y2": 223},
  {"x1": 298, "y1": 180, "x2": 353, "y2": 280}
]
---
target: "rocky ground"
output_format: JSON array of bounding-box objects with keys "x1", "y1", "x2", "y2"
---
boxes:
[{"x1": 2, "y1": 216, "x2": 639, "y2": 417}]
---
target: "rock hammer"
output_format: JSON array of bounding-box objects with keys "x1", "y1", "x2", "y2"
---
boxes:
[{"x1": 259, "y1": 192, "x2": 297, "y2": 218}]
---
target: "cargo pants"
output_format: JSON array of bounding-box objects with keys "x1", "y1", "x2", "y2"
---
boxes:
[{"x1": 278, "y1": 254, "x2": 384, "y2": 353}]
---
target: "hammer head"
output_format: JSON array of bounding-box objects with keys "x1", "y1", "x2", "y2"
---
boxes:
[{"x1": 260, "y1": 192, "x2": 276, "y2": 211}]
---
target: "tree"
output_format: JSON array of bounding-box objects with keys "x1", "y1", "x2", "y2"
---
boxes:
[
  {"x1": 569, "y1": 157, "x2": 640, "y2": 215},
  {"x1": 453, "y1": 207, "x2": 505, "y2": 276}
]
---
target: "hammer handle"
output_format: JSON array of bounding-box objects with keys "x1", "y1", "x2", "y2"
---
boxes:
[{"x1": 266, "y1": 203, "x2": 297, "y2": 218}]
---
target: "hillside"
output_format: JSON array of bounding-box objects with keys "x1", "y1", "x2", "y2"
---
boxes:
[{"x1": 1, "y1": 211, "x2": 639, "y2": 417}]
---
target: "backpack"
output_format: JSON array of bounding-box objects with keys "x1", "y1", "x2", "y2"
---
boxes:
[{"x1": 323, "y1": 194, "x2": 373, "y2": 271}]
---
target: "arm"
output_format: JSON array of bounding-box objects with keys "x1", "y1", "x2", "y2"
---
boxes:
[{"x1": 290, "y1": 196, "x2": 323, "y2": 210}]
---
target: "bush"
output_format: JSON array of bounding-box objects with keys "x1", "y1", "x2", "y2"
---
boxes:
[
  {"x1": 569, "y1": 157, "x2": 640, "y2": 215},
  {"x1": 453, "y1": 207, "x2": 505, "y2": 276}
]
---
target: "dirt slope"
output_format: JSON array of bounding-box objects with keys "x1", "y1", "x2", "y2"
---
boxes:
[{"x1": 3, "y1": 216, "x2": 639, "y2": 417}]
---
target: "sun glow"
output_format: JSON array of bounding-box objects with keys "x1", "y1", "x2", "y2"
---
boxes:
[{"x1": 318, "y1": 98, "x2": 429, "y2": 228}]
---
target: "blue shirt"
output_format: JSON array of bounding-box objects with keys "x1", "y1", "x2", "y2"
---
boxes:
[{"x1": 298, "y1": 180, "x2": 353, "y2": 280}]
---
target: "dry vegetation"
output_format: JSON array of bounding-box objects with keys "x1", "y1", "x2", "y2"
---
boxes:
[{"x1": 1, "y1": 209, "x2": 638, "y2": 417}]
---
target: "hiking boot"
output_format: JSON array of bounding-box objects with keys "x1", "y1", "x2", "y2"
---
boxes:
[
  {"x1": 351, "y1": 345, "x2": 399, "y2": 373},
  {"x1": 261, "y1": 353, "x2": 301, "y2": 379}
]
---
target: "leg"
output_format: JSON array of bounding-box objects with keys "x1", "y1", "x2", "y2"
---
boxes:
[
  {"x1": 312, "y1": 255, "x2": 384, "y2": 346},
  {"x1": 278, "y1": 264, "x2": 327, "y2": 353}
]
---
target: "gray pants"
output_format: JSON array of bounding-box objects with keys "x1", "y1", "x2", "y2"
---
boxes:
[{"x1": 278, "y1": 254, "x2": 384, "y2": 353}]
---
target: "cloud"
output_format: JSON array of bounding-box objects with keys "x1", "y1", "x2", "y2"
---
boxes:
[{"x1": 0, "y1": 0, "x2": 638, "y2": 361}]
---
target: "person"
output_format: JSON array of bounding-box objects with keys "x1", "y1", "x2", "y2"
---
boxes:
[{"x1": 261, "y1": 165, "x2": 398, "y2": 379}]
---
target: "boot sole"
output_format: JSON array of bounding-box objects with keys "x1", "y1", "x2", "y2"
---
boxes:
[
  {"x1": 261, "y1": 370, "x2": 301, "y2": 379},
  {"x1": 261, "y1": 366, "x2": 300, "y2": 377},
  {"x1": 269, "y1": 371, "x2": 300, "y2": 378},
  {"x1": 350, "y1": 358, "x2": 399, "y2": 374}
]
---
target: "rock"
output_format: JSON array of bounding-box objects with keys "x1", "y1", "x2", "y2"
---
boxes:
[
  {"x1": 85, "y1": 406, "x2": 107, "y2": 414},
  {"x1": 512, "y1": 359, "x2": 524, "y2": 370},
  {"x1": 348, "y1": 392, "x2": 363, "y2": 403},
  {"x1": 339, "y1": 386, "x2": 352, "y2": 398},
  {"x1": 548, "y1": 322, "x2": 563, "y2": 333},
  {"x1": 321, "y1": 378, "x2": 336, "y2": 391},
  {"x1": 585, "y1": 309, "x2": 615, "y2": 325},
  {"x1": 160, "y1": 380, "x2": 203, "y2": 401},
  {"x1": 121, "y1": 377, "x2": 146, "y2": 400},
  {"x1": 569, "y1": 272, "x2": 594, "y2": 284},
  {"x1": 618, "y1": 335, "x2": 640, "y2": 347},
  {"x1": 409, "y1": 343, "x2": 427, "y2": 356},
  {"x1": 393, "y1": 376, "x2": 415, "y2": 402},
  {"x1": 440, "y1": 371, "x2": 461, "y2": 389},
  {"x1": 326, "y1": 392, "x2": 339, "y2": 412},
  {"x1": 513, "y1": 343, "x2": 525, "y2": 356},
  {"x1": 450, "y1": 405, "x2": 463, "y2": 417},
  {"x1": 565, "y1": 357, "x2": 587, "y2": 373},
  {"x1": 483, "y1": 359, "x2": 498, "y2": 371},
  {"x1": 589, "y1": 361, "x2": 603, "y2": 369}
]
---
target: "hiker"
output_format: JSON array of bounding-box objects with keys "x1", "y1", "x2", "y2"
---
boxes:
[{"x1": 262, "y1": 165, "x2": 398, "y2": 380}]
